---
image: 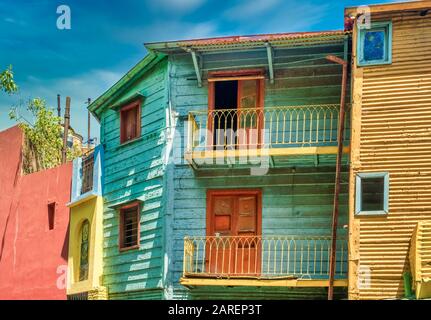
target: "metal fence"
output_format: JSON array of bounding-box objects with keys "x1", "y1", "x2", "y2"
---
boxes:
[
  {"x1": 183, "y1": 235, "x2": 347, "y2": 279},
  {"x1": 187, "y1": 105, "x2": 350, "y2": 152}
]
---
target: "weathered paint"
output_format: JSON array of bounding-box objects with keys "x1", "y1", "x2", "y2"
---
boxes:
[
  {"x1": 89, "y1": 34, "x2": 351, "y2": 299},
  {"x1": 410, "y1": 221, "x2": 431, "y2": 299},
  {"x1": 349, "y1": 7, "x2": 431, "y2": 299},
  {"x1": 163, "y1": 41, "x2": 351, "y2": 299},
  {"x1": 67, "y1": 196, "x2": 105, "y2": 297},
  {"x1": 67, "y1": 144, "x2": 106, "y2": 298},
  {"x1": 70, "y1": 145, "x2": 104, "y2": 204},
  {"x1": 99, "y1": 57, "x2": 169, "y2": 299},
  {"x1": 0, "y1": 126, "x2": 72, "y2": 299}
]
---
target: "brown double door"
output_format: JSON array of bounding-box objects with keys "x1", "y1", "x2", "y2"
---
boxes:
[{"x1": 206, "y1": 190, "x2": 262, "y2": 276}]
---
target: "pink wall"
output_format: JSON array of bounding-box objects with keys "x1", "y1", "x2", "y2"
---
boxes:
[{"x1": 0, "y1": 126, "x2": 72, "y2": 300}]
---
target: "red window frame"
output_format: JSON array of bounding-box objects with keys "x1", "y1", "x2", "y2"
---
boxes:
[
  {"x1": 120, "y1": 100, "x2": 141, "y2": 144},
  {"x1": 119, "y1": 201, "x2": 141, "y2": 252},
  {"x1": 207, "y1": 69, "x2": 266, "y2": 148}
]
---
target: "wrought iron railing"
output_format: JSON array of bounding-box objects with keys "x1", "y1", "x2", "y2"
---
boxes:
[
  {"x1": 80, "y1": 151, "x2": 94, "y2": 195},
  {"x1": 187, "y1": 105, "x2": 350, "y2": 152},
  {"x1": 183, "y1": 235, "x2": 347, "y2": 279}
]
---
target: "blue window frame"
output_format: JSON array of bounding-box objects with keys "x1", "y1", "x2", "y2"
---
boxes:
[
  {"x1": 357, "y1": 21, "x2": 392, "y2": 66},
  {"x1": 355, "y1": 172, "x2": 389, "y2": 216}
]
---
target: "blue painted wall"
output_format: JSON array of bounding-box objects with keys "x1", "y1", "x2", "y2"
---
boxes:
[
  {"x1": 163, "y1": 43, "x2": 350, "y2": 299},
  {"x1": 98, "y1": 57, "x2": 169, "y2": 299}
]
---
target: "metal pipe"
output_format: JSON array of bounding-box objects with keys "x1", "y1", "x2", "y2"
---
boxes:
[
  {"x1": 57, "y1": 94, "x2": 61, "y2": 122},
  {"x1": 265, "y1": 42, "x2": 274, "y2": 84},
  {"x1": 62, "y1": 96, "x2": 71, "y2": 164},
  {"x1": 87, "y1": 98, "x2": 91, "y2": 149},
  {"x1": 326, "y1": 54, "x2": 348, "y2": 300}
]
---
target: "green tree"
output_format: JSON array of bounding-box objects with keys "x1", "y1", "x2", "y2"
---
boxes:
[
  {"x1": 9, "y1": 98, "x2": 81, "y2": 174},
  {"x1": 6, "y1": 66, "x2": 81, "y2": 173},
  {"x1": 0, "y1": 65, "x2": 18, "y2": 94}
]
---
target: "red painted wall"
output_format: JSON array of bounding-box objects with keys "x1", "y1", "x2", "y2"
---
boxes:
[{"x1": 0, "y1": 126, "x2": 72, "y2": 300}]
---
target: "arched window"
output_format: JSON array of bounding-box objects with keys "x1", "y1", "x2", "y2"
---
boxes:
[{"x1": 79, "y1": 220, "x2": 90, "y2": 281}]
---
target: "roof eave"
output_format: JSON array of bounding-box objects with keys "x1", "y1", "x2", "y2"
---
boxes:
[
  {"x1": 144, "y1": 31, "x2": 350, "y2": 53},
  {"x1": 345, "y1": 0, "x2": 431, "y2": 16},
  {"x1": 88, "y1": 51, "x2": 166, "y2": 120}
]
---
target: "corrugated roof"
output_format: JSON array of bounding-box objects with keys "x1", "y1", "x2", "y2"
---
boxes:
[{"x1": 145, "y1": 30, "x2": 350, "y2": 52}]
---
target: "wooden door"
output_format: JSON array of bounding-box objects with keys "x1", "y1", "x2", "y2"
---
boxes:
[
  {"x1": 237, "y1": 79, "x2": 264, "y2": 148},
  {"x1": 206, "y1": 190, "x2": 262, "y2": 277}
]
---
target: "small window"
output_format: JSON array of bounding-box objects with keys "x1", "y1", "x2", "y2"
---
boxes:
[
  {"x1": 355, "y1": 172, "x2": 389, "y2": 215},
  {"x1": 357, "y1": 21, "x2": 392, "y2": 66},
  {"x1": 81, "y1": 152, "x2": 94, "y2": 194},
  {"x1": 79, "y1": 220, "x2": 90, "y2": 281},
  {"x1": 119, "y1": 202, "x2": 140, "y2": 251},
  {"x1": 120, "y1": 100, "x2": 141, "y2": 144},
  {"x1": 48, "y1": 202, "x2": 56, "y2": 230}
]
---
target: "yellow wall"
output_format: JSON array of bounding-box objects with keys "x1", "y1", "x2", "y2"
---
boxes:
[
  {"x1": 67, "y1": 196, "x2": 105, "y2": 296},
  {"x1": 349, "y1": 9, "x2": 431, "y2": 299}
]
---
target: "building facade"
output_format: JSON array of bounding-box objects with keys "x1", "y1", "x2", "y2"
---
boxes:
[
  {"x1": 76, "y1": 32, "x2": 352, "y2": 299},
  {"x1": 0, "y1": 126, "x2": 72, "y2": 299},
  {"x1": 64, "y1": 0, "x2": 431, "y2": 300},
  {"x1": 346, "y1": 0, "x2": 431, "y2": 300}
]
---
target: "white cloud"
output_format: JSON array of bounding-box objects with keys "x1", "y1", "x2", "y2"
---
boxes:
[
  {"x1": 262, "y1": 2, "x2": 330, "y2": 33},
  {"x1": 223, "y1": 0, "x2": 330, "y2": 34},
  {"x1": 146, "y1": 0, "x2": 206, "y2": 13},
  {"x1": 0, "y1": 69, "x2": 124, "y2": 140},
  {"x1": 224, "y1": 0, "x2": 281, "y2": 20},
  {"x1": 114, "y1": 20, "x2": 219, "y2": 44}
]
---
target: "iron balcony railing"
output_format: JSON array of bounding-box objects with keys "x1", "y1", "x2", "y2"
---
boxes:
[
  {"x1": 187, "y1": 104, "x2": 350, "y2": 152},
  {"x1": 80, "y1": 151, "x2": 94, "y2": 195},
  {"x1": 183, "y1": 235, "x2": 347, "y2": 279}
]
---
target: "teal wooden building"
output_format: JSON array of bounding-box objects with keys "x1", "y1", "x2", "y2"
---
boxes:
[{"x1": 88, "y1": 30, "x2": 351, "y2": 299}]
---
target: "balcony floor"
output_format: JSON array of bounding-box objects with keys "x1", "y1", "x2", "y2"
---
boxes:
[
  {"x1": 180, "y1": 277, "x2": 348, "y2": 288},
  {"x1": 185, "y1": 145, "x2": 350, "y2": 169}
]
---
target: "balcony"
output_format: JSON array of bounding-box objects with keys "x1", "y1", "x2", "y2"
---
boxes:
[
  {"x1": 185, "y1": 105, "x2": 350, "y2": 168},
  {"x1": 181, "y1": 235, "x2": 348, "y2": 288},
  {"x1": 68, "y1": 144, "x2": 104, "y2": 206}
]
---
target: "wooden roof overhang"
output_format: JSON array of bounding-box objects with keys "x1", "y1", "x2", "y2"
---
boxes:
[{"x1": 145, "y1": 30, "x2": 351, "y2": 87}]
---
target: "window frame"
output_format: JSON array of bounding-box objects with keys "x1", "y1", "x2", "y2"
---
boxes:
[
  {"x1": 355, "y1": 172, "x2": 389, "y2": 216},
  {"x1": 357, "y1": 21, "x2": 392, "y2": 67},
  {"x1": 119, "y1": 201, "x2": 141, "y2": 252},
  {"x1": 120, "y1": 99, "x2": 142, "y2": 144},
  {"x1": 207, "y1": 69, "x2": 265, "y2": 148},
  {"x1": 79, "y1": 219, "x2": 90, "y2": 281},
  {"x1": 48, "y1": 202, "x2": 56, "y2": 230}
]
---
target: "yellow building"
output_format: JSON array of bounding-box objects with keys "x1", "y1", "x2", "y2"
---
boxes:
[
  {"x1": 347, "y1": 0, "x2": 431, "y2": 299},
  {"x1": 66, "y1": 145, "x2": 107, "y2": 300}
]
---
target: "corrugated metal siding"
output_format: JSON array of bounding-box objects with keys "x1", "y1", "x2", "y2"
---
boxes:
[{"x1": 351, "y1": 13, "x2": 431, "y2": 299}]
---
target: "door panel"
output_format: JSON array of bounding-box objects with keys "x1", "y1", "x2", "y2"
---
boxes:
[
  {"x1": 206, "y1": 191, "x2": 261, "y2": 276},
  {"x1": 236, "y1": 195, "x2": 259, "y2": 275},
  {"x1": 237, "y1": 80, "x2": 263, "y2": 148}
]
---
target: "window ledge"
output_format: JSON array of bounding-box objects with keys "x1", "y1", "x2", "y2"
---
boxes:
[
  {"x1": 357, "y1": 60, "x2": 392, "y2": 67},
  {"x1": 116, "y1": 136, "x2": 143, "y2": 150},
  {"x1": 67, "y1": 192, "x2": 98, "y2": 208},
  {"x1": 355, "y1": 210, "x2": 388, "y2": 216},
  {"x1": 119, "y1": 244, "x2": 140, "y2": 253}
]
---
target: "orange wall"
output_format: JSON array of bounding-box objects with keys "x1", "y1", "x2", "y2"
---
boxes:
[
  {"x1": 349, "y1": 11, "x2": 431, "y2": 299},
  {"x1": 0, "y1": 126, "x2": 72, "y2": 299}
]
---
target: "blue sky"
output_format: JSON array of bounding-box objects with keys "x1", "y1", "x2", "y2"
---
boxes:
[{"x1": 0, "y1": 0, "x2": 395, "y2": 141}]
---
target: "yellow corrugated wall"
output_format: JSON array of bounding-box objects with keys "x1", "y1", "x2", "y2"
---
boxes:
[{"x1": 349, "y1": 12, "x2": 431, "y2": 300}]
